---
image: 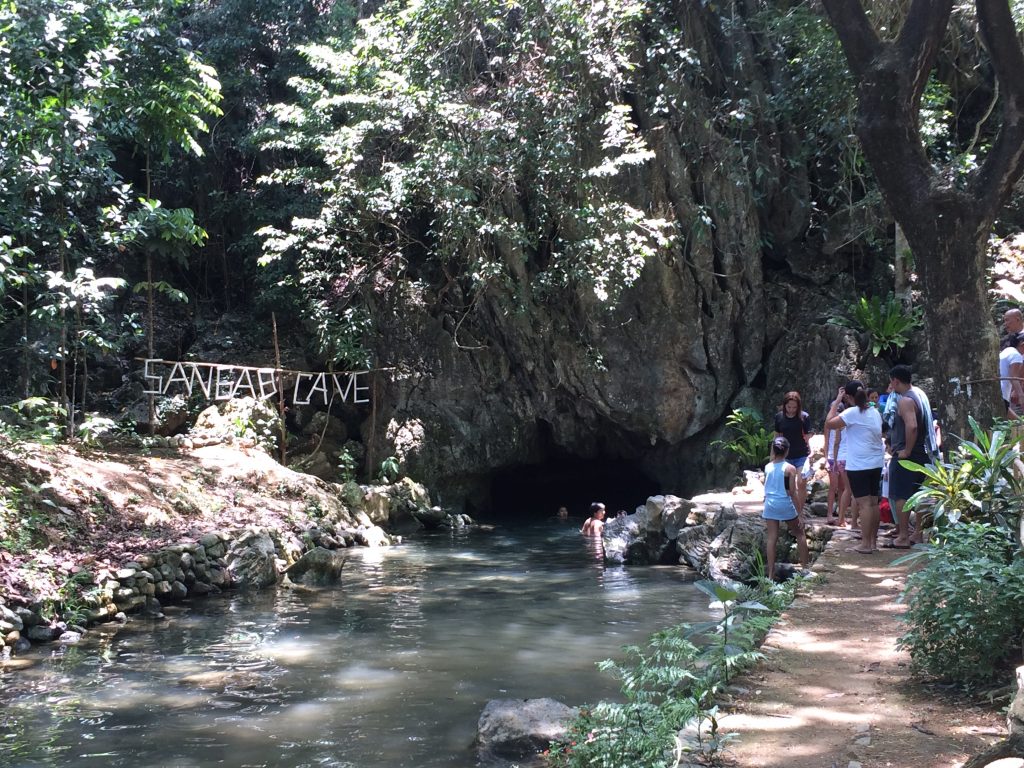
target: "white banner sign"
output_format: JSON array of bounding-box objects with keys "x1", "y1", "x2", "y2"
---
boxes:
[{"x1": 141, "y1": 359, "x2": 371, "y2": 405}]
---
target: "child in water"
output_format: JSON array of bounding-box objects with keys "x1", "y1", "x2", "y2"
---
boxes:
[{"x1": 762, "y1": 436, "x2": 809, "y2": 580}]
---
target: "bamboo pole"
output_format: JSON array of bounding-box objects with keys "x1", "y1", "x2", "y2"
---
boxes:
[{"x1": 272, "y1": 313, "x2": 287, "y2": 466}]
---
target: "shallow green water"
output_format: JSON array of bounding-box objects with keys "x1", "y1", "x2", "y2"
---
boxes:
[{"x1": 0, "y1": 522, "x2": 711, "y2": 767}]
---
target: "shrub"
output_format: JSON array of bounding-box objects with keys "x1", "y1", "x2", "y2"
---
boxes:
[
  {"x1": 831, "y1": 293, "x2": 923, "y2": 357},
  {"x1": 902, "y1": 418, "x2": 1024, "y2": 539},
  {"x1": 548, "y1": 577, "x2": 797, "y2": 767},
  {"x1": 713, "y1": 408, "x2": 772, "y2": 470},
  {"x1": 898, "y1": 523, "x2": 1024, "y2": 686}
]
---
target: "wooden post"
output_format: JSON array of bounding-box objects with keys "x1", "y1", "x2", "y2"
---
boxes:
[
  {"x1": 272, "y1": 313, "x2": 287, "y2": 465},
  {"x1": 367, "y1": 372, "x2": 377, "y2": 481}
]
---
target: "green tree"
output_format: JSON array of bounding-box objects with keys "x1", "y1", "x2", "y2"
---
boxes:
[
  {"x1": 0, "y1": 0, "x2": 140, "y2": 421},
  {"x1": 821, "y1": 0, "x2": 1024, "y2": 437},
  {"x1": 0, "y1": 0, "x2": 220, "y2": 435},
  {"x1": 257, "y1": 0, "x2": 674, "y2": 363},
  {"x1": 102, "y1": 0, "x2": 221, "y2": 428}
]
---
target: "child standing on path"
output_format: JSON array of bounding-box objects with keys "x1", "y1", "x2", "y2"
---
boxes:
[{"x1": 763, "y1": 436, "x2": 809, "y2": 580}]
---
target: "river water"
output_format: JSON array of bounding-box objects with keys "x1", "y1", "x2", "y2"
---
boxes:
[{"x1": 1, "y1": 522, "x2": 712, "y2": 767}]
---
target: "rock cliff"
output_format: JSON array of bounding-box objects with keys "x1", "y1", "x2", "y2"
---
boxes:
[{"x1": 359, "y1": 3, "x2": 865, "y2": 511}]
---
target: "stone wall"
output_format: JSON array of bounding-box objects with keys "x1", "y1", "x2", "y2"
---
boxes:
[{"x1": 0, "y1": 479, "x2": 443, "y2": 660}]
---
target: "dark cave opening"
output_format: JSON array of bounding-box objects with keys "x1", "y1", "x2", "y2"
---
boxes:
[{"x1": 485, "y1": 454, "x2": 661, "y2": 525}]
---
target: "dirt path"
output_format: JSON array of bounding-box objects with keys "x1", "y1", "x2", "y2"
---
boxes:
[{"x1": 719, "y1": 526, "x2": 1006, "y2": 768}]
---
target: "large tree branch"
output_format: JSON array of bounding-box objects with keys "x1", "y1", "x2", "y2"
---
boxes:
[
  {"x1": 972, "y1": 0, "x2": 1024, "y2": 221},
  {"x1": 819, "y1": 0, "x2": 880, "y2": 78},
  {"x1": 895, "y1": 0, "x2": 953, "y2": 112}
]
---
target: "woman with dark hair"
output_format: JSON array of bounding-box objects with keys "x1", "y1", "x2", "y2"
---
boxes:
[
  {"x1": 824, "y1": 381, "x2": 884, "y2": 553},
  {"x1": 761, "y1": 436, "x2": 809, "y2": 580},
  {"x1": 773, "y1": 391, "x2": 813, "y2": 516}
]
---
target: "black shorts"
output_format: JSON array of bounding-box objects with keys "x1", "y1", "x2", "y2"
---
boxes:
[
  {"x1": 846, "y1": 467, "x2": 882, "y2": 499},
  {"x1": 890, "y1": 457, "x2": 927, "y2": 502}
]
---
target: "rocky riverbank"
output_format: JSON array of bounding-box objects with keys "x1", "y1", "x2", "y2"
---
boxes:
[
  {"x1": 0, "y1": 434, "x2": 468, "y2": 662},
  {"x1": 601, "y1": 488, "x2": 831, "y2": 581}
]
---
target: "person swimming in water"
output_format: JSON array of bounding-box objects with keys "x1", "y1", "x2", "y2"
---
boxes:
[{"x1": 580, "y1": 503, "x2": 606, "y2": 536}]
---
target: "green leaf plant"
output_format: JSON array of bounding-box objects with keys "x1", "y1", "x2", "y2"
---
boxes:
[
  {"x1": 713, "y1": 407, "x2": 772, "y2": 470},
  {"x1": 894, "y1": 419, "x2": 1024, "y2": 687},
  {"x1": 549, "y1": 575, "x2": 799, "y2": 768},
  {"x1": 831, "y1": 293, "x2": 923, "y2": 359},
  {"x1": 900, "y1": 417, "x2": 1024, "y2": 540}
]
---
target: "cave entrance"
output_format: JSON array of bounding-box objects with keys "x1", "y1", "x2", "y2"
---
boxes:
[{"x1": 486, "y1": 455, "x2": 660, "y2": 526}]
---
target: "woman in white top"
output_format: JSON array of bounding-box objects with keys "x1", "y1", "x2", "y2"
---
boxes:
[{"x1": 825, "y1": 381, "x2": 884, "y2": 553}]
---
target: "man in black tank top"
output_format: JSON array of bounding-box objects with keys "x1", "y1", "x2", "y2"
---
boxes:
[{"x1": 888, "y1": 366, "x2": 931, "y2": 548}]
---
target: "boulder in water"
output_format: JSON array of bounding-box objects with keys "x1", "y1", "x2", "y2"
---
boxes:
[
  {"x1": 476, "y1": 698, "x2": 578, "y2": 762},
  {"x1": 284, "y1": 547, "x2": 347, "y2": 586},
  {"x1": 226, "y1": 530, "x2": 278, "y2": 589}
]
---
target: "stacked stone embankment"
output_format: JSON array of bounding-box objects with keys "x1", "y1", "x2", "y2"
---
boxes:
[{"x1": 0, "y1": 476, "x2": 461, "y2": 660}]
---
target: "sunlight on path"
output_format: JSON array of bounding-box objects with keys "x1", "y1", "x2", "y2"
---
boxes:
[{"x1": 720, "y1": 530, "x2": 1004, "y2": 768}]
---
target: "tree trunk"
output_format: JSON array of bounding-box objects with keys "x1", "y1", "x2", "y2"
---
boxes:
[
  {"x1": 147, "y1": 251, "x2": 155, "y2": 434},
  {"x1": 961, "y1": 733, "x2": 1024, "y2": 768},
  {"x1": 146, "y1": 149, "x2": 156, "y2": 435},
  {"x1": 20, "y1": 280, "x2": 30, "y2": 399},
  {"x1": 900, "y1": 201, "x2": 1001, "y2": 438},
  {"x1": 820, "y1": 0, "x2": 1024, "y2": 441}
]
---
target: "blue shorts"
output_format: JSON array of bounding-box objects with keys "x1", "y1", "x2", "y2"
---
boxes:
[{"x1": 785, "y1": 456, "x2": 812, "y2": 479}]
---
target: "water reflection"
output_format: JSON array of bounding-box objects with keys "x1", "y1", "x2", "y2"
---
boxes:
[{"x1": 1, "y1": 524, "x2": 708, "y2": 767}]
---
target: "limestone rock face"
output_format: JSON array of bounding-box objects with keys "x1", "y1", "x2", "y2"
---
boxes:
[
  {"x1": 604, "y1": 497, "x2": 696, "y2": 565},
  {"x1": 356, "y1": 3, "x2": 865, "y2": 511},
  {"x1": 1008, "y1": 665, "x2": 1024, "y2": 737},
  {"x1": 226, "y1": 531, "x2": 278, "y2": 589},
  {"x1": 476, "y1": 698, "x2": 578, "y2": 762},
  {"x1": 707, "y1": 517, "x2": 767, "y2": 583},
  {"x1": 358, "y1": 478, "x2": 432, "y2": 534}
]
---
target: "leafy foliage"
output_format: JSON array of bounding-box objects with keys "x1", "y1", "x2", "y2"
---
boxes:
[
  {"x1": 901, "y1": 418, "x2": 1024, "y2": 538},
  {"x1": 831, "y1": 293, "x2": 923, "y2": 358},
  {"x1": 713, "y1": 408, "x2": 772, "y2": 470},
  {"x1": 2, "y1": 398, "x2": 66, "y2": 444},
  {"x1": 549, "y1": 576, "x2": 798, "y2": 767},
  {"x1": 898, "y1": 523, "x2": 1024, "y2": 686},
  {"x1": 748, "y1": 0, "x2": 897, "y2": 255},
  {"x1": 897, "y1": 421, "x2": 1024, "y2": 687},
  {"x1": 0, "y1": 0, "x2": 219, "y2": 422},
  {"x1": 378, "y1": 456, "x2": 400, "y2": 483},
  {"x1": 257, "y1": 0, "x2": 675, "y2": 361}
]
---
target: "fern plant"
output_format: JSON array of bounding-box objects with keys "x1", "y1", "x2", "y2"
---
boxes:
[
  {"x1": 713, "y1": 408, "x2": 772, "y2": 469},
  {"x1": 831, "y1": 293, "x2": 923, "y2": 357},
  {"x1": 549, "y1": 577, "x2": 799, "y2": 767}
]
